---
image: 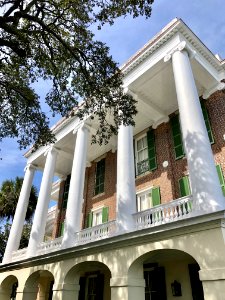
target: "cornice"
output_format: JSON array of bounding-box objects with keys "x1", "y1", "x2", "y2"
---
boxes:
[{"x1": 121, "y1": 18, "x2": 224, "y2": 77}]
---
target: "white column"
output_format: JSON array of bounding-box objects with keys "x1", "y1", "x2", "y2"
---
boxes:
[
  {"x1": 27, "y1": 146, "x2": 58, "y2": 257},
  {"x1": 62, "y1": 124, "x2": 89, "y2": 248},
  {"x1": 171, "y1": 44, "x2": 225, "y2": 213},
  {"x1": 2, "y1": 164, "x2": 35, "y2": 264},
  {"x1": 116, "y1": 124, "x2": 136, "y2": 231}
]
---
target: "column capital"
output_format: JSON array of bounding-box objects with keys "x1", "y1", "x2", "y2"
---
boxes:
[
  {"x1": 164, "y1": 41, "x2": 196, "y2": 62},
  {"x1": 24, "y1": 163, "x2": 37, "y2": 172},
  {"x1": 44, "y1": 145, "x2": 59, "y2": 157},
  {"x1": 73, "y1": 121, "x2": 91, "y2": 135}
]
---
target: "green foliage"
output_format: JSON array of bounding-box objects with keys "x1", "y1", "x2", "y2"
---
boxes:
[
  {"x1": 0, "y1": 177, "x2": 38, "y2": 221},
  {"x1": 0, "y1": 222, "x2": 31, "y2": 262},
  {"x1": 0, "y1": 0, "x2": 154, "y2": 149}
]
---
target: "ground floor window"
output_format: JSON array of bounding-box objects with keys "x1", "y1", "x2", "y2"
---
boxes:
[
  {"x1": 79, "y1": 273, "x2": 104, "y2": 300},
  {"x1": 144, "y1": 264, "x2": 167, "y2": 300}
]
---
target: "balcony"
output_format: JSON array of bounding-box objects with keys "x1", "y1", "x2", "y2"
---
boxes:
[{"x1": 11, "y1": 196, "x2": 193, "y2": 262}]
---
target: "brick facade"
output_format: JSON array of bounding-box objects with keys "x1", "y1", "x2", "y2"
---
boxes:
[{"x1": 54, "y1": 91, "x2": 225, "y2": 235}]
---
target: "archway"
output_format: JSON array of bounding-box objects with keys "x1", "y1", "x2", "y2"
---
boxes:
[
  {"x1": 64, "y1": 261, "x2": 111, "y2": 300},
  {"x1": 128, "y1": 249, "x2": 204, "y2": 300},
  {"x1": 22, "y1": 270, "x2": 54, "y2": 300},
  {"x1": 0, "y1": 275, "x2": 18, "y2": 300}
]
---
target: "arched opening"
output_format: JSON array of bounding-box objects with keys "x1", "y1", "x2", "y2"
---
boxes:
[
  {"x1": 129, "y1": 249, "x2": 204, "y2": 300},
  {"x1": 64, "y1": 261, "x2": 111, "y2": 300},
  {"x1": 23, "y1": 270, "x2": 54, "y2": 300},
  {"x1": 0, "y1": 275, "x2": 18, "y2": 300}
]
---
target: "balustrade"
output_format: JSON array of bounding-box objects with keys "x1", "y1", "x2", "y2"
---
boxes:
[{"x1": 133, "y1": 195, "x2": 193, "y2": 229}]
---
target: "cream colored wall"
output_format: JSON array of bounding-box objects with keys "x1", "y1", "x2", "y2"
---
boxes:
[
  {"x1": 163, "y1": 259, "x2": 193, "y2": 300},
  {"x1": 1, "y1": 225, "x2": 225, "y2": 300}
]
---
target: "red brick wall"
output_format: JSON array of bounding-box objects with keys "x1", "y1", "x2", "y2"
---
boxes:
[
  {"x1": 54, "y1": 91, "x2": 225, "y2": 233},
  {"x1": 82, "y1": 151, "x2": 117, "y2": 228}
]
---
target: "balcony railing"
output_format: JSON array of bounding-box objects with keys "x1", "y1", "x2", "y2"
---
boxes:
[
  {"x1": 77, "y1": 220, "x2": 117, "y2": 244},
  {"x1": 133, "y1": 195, "x2": 193, "y2": 230},
  {"x1": 11, "y1": 197, "x2": 194, "y2": 262},
  {"x1": 137, "y1": 159, "x2": 149, "y2": 175},
  {"x1": 38, "y1": 236, "x2": 63, "y2": 255},
  {"x1": 11, "y1": 220, "x2": 117, "y2": 262}
]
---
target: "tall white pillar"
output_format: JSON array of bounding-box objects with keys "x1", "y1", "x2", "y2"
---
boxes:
[
  {"x1": 2, "y1": 164, "x2": 35, "y2": 264},
  {"x1": 62, "y1": 123, "x2": 89, "y2": 248},
  {"x1": 170, "y1": 42, "x2": 225, "y2": 213},
  {"x1": 27, "y1": 146, "x2": 58, "y2": 257},
  {"x1": 116, "y1": 124, "x2": 136, "y2": 231}
]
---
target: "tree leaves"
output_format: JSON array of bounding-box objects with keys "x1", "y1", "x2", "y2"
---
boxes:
[
  {"x1": 0, "y1": 0, "x2": 154, "y2": 149},
  {"x1": 0, "y1": 177, "x2": 38, "y2": 221}
]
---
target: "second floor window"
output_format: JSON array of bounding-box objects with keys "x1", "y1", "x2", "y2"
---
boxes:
[
  {"x1": 86, "y1": 207, "x2": 109, "y2": 228},
  {"x1": 135, "y1": 129, "x2": 157, "y2": 176},
  {"x1": 137, "y1": 186, "x2": 161, "y2": 211},
  {"x1": 94, "y1": 159, "x2": 105, "y2": 195}
]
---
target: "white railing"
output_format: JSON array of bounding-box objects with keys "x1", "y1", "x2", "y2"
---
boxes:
[
  {"x1": 12, "y1": 247, "x2": 27, "y2": 261},
  {"x1": 11, "y1": 198, "x2": 194, "y2": 262},
  {"x1": 77, "y1": 220, "x2": 117, "y2": 244},
  {"x1": 133, "y1": 195, "x2": 193, "y2": 230},
  {"x1": 38, "y1": 236, "x2": 63, "y2": 255}
]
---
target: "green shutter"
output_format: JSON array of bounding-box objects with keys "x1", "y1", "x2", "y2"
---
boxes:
[
  {"x1": 216, "y1": 165, "x2": 225, "y2": 196},
  {"x1": 170, "y1": 115, "x2": 185, "y2": 159},
  {"x1": 86, "y1": 212, "x2": 93, "y2": 228},
  {"x1": 147, "y1": 129, "x2": 157, "y2": 171},
  {"x1": 152, "y1": 187, "x2": 161, "y2": 206},
  {"x1": 179, "y1": 176, "x2": 191, "y2": 197},
  {"x1": 102, "y1": 207, "x2": 109, "y2": 223},
  {"x1": 201, "y1": 101, "x2": 214, "y2": 144},
  {"x1": 60, "y1": 222, "x2": 64, "y2": 236}
]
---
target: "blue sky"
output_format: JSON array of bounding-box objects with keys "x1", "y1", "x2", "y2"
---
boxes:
[{"x1": 1, "y1": 0, "x2": 225, "y2": 191}]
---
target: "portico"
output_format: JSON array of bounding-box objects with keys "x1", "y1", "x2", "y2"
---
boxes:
[{"x1": 1, "y1": 18, "x2": 225, "y2": 300}]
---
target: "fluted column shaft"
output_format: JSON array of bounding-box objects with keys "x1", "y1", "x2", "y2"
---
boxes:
[
  {"x1": 172, "y1": 48, "x2": 224, "y2": 213},
  {"x1": 62, "y1": 124, "x2": 89, "y2": 247},
  {"x1": 2, "y1": 164, "x2": 35, "y2": 264},
  {"x1": 27, "y1": 146, "x2": 58, "y2": 257},
  {"x1": 116, "y1": 124, "x2": 136, "y2": 231}
]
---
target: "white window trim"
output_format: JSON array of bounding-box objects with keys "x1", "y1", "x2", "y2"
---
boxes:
[
  {"x1": 136, "y1": 186, "x2": 153, "y2": 212},
  {"x1": 91, "y1": 206, "x2": 104, "y2": 226}
]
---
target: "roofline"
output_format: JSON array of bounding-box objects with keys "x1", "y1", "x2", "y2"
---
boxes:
[{"x1": 120, "y1": 18, "x2": 224, "y2": 75}]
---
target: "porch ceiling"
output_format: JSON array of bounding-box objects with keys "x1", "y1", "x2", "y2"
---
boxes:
[{"x1": 129, "y1": 55, "x2": 220, "y2": 135}]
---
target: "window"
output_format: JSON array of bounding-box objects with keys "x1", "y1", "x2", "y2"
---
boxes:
[
  {"x1": 86, "y1": 275, "x2": 98, "y2": 300},
  {"x1": 216, "y1": 164, "x2": 225, "y2": 196},
  {"x1": 170, "y1": 114, "x2": 185, "y2": 160},
  {"x1": 201, "y1": 100, "x2": 214, "y2": 144},
  {"x1": 137, "y1": 187, "x2": 161, "y2": 211},
  {"x1": 94, "y1": 159, "x2": 105, "y2": 195},
  {"x1": 144, "y1": 264, "x2": 167, "y2": 300},
  {"x1": 62, "y1": 175, "x2": 71, "y2": 209},
  {"x1": 86, "y1": 207, "x2": 109, "y2": 228},
  {"x1": 179, "y1": 176, "x2": 191, "y2": 197},
  {"x1": 135, "y1": 129, "x2": 157, "y2": 175},
  {"x1": 78, "y1": 273, "x2": 104, "y2": 300}
]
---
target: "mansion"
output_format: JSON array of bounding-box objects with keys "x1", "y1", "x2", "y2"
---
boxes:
[{"x1": 1, "y1": 18, "x2": 225, "y2": 300}]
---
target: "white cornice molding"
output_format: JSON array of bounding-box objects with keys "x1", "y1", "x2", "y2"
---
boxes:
[
  {"x1": 122, "y1": 19, "x2": 224, "y2": 77},
  {"x1": 203, "y1": 82, "x2": 225, "y2": 99}
]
